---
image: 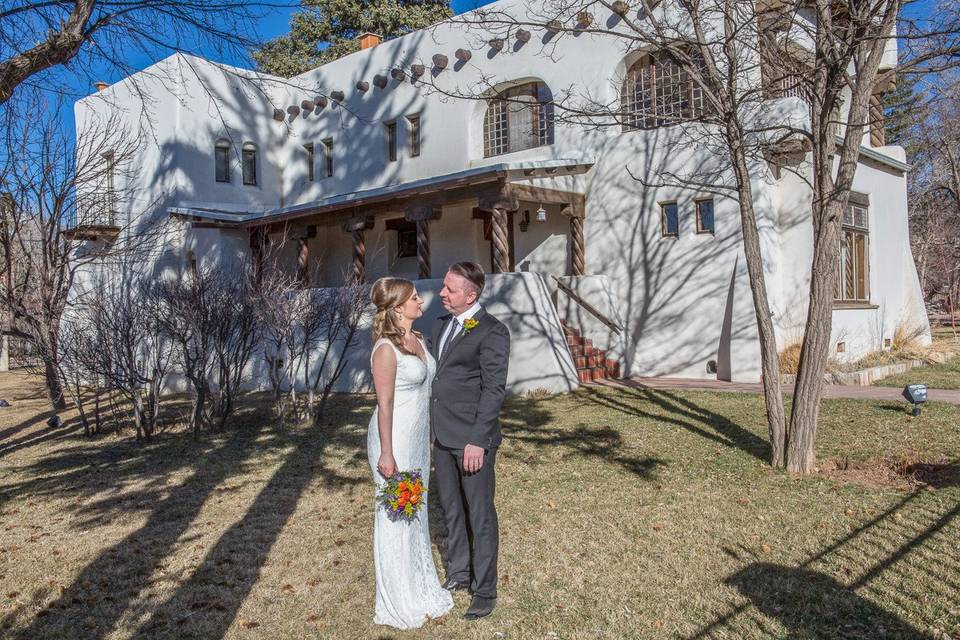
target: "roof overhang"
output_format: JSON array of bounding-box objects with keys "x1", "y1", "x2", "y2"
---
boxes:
[{"x1": 169, "y1": 157, "x2": 595, "y2": 229}]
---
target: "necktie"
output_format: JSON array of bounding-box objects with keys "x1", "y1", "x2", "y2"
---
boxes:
[{"x1": 440, "y1": 318, "x2": 460, "y2": 358}]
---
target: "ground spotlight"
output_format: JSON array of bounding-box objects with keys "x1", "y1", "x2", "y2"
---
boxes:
[{"x1": 902, "y1": 384, "x2": 928, "y2": 417}]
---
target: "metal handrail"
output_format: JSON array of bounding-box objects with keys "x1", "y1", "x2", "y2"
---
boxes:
[{"x1": 552, "y1": 276, "x2": 623, "y2": 335}]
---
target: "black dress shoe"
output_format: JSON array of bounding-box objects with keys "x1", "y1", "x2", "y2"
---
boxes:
[
  {"x1": 463, "y1": 595, "x2": 496, "y2": 620},
  {"x1": 442, "y1": 577, "x2": 470, "y2": 592}
]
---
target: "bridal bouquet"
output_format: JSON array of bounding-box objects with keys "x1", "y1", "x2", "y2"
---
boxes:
[{"x1": 377, "y1": 470, "x2": 426, "y2": 522}]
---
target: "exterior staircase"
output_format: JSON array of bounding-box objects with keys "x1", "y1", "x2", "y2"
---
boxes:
[{"x1": 562, "y1": 321, "x2": 621, "y2": 384}]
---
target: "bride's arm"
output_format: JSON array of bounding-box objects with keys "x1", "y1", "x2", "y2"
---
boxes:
[{"x1": 372, "y1": 344, "x2": 398, "y2": 478}]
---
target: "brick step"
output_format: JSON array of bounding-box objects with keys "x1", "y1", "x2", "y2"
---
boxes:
[{"x1": 574, "y1": 355, "x2": 605, "y2": 369}]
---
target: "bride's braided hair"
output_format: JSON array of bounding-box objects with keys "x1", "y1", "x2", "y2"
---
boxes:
[{"x1": 371, "y1": 277, "x2": 421, "y2": 355}]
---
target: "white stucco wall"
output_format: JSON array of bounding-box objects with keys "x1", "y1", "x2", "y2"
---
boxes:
[{"x1": 72, "y1": 0, "x2": 925, "y2": 386}]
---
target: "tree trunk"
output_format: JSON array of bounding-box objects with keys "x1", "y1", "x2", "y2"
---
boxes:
[
  {"x1": 43, "y1": 358, "x2": 67, "y2": 411},
  {"x1": 728, "y1": 127, "x2": 788, "y2": 466}
]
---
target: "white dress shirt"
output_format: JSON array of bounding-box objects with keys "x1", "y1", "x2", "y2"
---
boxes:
[{"x1": 439, "y1": 302, "x2": 482, "y2": 358}]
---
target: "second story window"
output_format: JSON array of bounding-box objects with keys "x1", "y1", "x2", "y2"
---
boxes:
[
  {"x1": 407, "y1": 114, "x2": 421, "y2": 157},
  {"x1": 696, "y1": 198, "x2": 715, "y2": 234},
  {"x1": 242, "y1": 142, "x2": 258, "y2": 186},
  {"x1": 385, "y1": 121, "x2": 398, "y2": 162},
  {"x1": 622, "y1": 51, "x2": 708, "y2": 130},
  {"x1": 304, "y1": 143, "x2": 315, "y2": 182},
  {"x1": 215, "y1": 139, "x2": 231, "y2": 183},
  {"x1": 322, "y1": 138, "x2": 334, "y2": 177},
  {"x1": 660, "y1": 201, "x2": 679, "y2": 238},
  {"x1": 836, "y1": 198, "x2": 871, "y2": 303},
  {"x1": 483, "y1": 81, "x2": 554, "y2": 157}
]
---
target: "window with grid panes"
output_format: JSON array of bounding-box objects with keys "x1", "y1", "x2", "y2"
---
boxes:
[
  {"x1": 215, "y1": 139, "x2": 231, "y2": 183},
  {"x1": 835, "y1": 200, "x2": 870, "y2": 303},
  {"x1": 622, "y1": 51, "x2": 710, "y2": 130},
  {"x1": 483, "y1": 82, "x2": 554, "y2": 157}
]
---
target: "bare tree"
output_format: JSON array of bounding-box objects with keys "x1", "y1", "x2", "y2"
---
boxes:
[
  {"x1": 0, "y1": 94, "x2": 154, "y2": 410},
  {"x1": 208, "y1": 272, "x2": 261, "y2": 431},
  {"x1": 73, "y1": 277, "x2": 173, "y2": 439},
  {"x1": 453, "y1": 0, "x2": 958, "y2": 471},
  {"x1": 0, "y1": 0, "x2": 283, "y2": 105}
]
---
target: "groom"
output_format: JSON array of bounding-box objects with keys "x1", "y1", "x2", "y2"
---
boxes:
[{"x1": 429, "y1": 261, "x2": 510, "y2": 621}]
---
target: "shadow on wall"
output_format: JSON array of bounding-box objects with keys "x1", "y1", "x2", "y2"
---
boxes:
[{"x1": 584, "y1": 126, "x2": 808, "y2": 382}]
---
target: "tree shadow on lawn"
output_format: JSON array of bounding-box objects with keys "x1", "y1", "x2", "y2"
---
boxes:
[
  {"x1": 0, "y1": 395, "x2": 371, "y2": 640},
  {"x1": 499, "y1": 397, "x2": 668, "y2": 480},
  {"x1": 577, "y1": 386, "x2": 771, "y2": 463},
  {"x1": 725, "y1": 563, "x2": 934, "y2": 639},
  {"x1": 690, "y1": 491, "x2": 960, "y2": 639}
]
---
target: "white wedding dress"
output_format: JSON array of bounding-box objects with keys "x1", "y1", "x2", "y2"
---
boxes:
[{"x1": 367, "y1": 337, "x2": 454, "y2": 629}]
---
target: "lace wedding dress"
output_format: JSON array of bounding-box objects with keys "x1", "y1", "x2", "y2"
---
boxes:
[{"x1": 367, "y1": 338, "x2": 453, "y2": 629}]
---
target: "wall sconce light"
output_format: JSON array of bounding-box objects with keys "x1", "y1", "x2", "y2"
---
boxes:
[
  {"x1": 519, "y1": 209, "x2": 530, "y2": 232},
  {"x1": 536, "y1": 204, "x2": 547, "y2": 222}
]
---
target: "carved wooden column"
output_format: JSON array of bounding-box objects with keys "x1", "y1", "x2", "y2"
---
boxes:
[
  {"x1": 343, "y1": 216, "x2": 374, "y2": 284},
  {"x1": 297, "y1": 238, "x2": 310, "y2": 285},
  {"x1": 249, "y1": 227, "x2": 267, "y2": 287},
  {"x1": 569, "y1": 214, "x2": 586, "y2": 276},
  {"x1": 404, "y1": 203, "x2": 442, "y2": 279},
  {"x1": 478, "y1": 181, "x2": 518, "y2": 275},
  {"x1": 869, "y1": 92, "x2": 885, "y2": 147}
]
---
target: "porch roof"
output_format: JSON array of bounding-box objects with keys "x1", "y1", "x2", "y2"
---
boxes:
[{"x1": 168, "y1": 156, "x2": 595, "y2": 229}]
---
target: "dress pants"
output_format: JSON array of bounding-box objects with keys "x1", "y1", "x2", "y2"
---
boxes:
[{"x1": 432, "y1": 443, "x2": 499, "y2": 599}]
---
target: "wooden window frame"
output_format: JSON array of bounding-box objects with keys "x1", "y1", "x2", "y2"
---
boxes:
[
  {"x1": 385, "y1": 121, "x2": 398, "y2": 162},
  {"x1": 304, "y1": 142, "x2": 315, "y2": 182},
  {"x1": 241, "y1": 142, "x2": 258, "y2": 186},
  {"x1": 835, "y1": 198, "x2": 871, "y2": 304},
  {"x1": 407, "y1": 114, "x2": 421, "y2": 157},
  {"x1": 322, "y1": 138, "x2": 334, "y2": 178},
  {"x1": 483, "y1": 81, "x2": 554, "y2": 158},
  {"x1": 695, "y1": 198, "x2": 715, "y2": 234},
  {"x1": 660, "y1": 201, "x2": 679, "y2": 238},
  {"x1": 622, "y1": 50, "x2": 710, "y2": 131},
  {"x1": 215, "y1": 139, "x2": 231, "y2": 183}
]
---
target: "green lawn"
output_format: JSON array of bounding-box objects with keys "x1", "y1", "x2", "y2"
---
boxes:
[
  {"x1": 0, "y1": 372, "x2": 958, "y2": 639},
  {"x1": 877, "y1": 354, "x2": 960, "y2": 390}
]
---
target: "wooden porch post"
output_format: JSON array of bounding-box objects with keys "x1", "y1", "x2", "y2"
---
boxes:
[
  {"x1": 404, "y1": 203, "x2": 442, "y2": 279},
  {"x1": 342, "y1": 216, "x2": 374, "y2": 284},
  {"x1": 249, "y1": 227, "x2": 267, "y2": 287},
  {"x1": 297, "y1": 238, "x2": 310, "y2": 284},
  {"x1": 478, "y1": 181, "x2": 518, "y2": 275},
  {"x1": 569, "y1": 214, "x2": 586, "y2": 276}
]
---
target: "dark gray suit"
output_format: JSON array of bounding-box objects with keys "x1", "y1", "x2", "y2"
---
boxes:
[{"x1": 429, "y1": 307, "x2": 510, "y2": 600}]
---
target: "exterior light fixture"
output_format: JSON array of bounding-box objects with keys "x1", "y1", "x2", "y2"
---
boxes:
[
  {"x1": 536, "y1": 204, "x2": 547, "y2": 222},
  {"x1": 902, "y1": 384, "x2": 928, "y2": 417},
  {"x1": 519, "y1": 210, "x2": 530, "y2": 232}
]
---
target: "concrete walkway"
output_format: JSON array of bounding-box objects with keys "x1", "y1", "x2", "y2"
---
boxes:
[{"x1": 596, "y1": 377, "x2": 960, "y2": 405}]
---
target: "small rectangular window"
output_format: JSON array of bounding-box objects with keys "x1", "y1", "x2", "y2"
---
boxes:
[
  {"x1": 304, "y1": 143, "x2": 315, "y2": 182},
  {"x1": 385, "y1": 121, "x2": 398, "y2": 162},
  {"x1": 407, "y1": 114, "x2": 421, "y2": 157},
  {"x1": 660, "y1": 201, "x2": 679, "y2": 237},
  {"x1": 696, "y1": 198, "x2": 715, "y2": 234},
  {"x1": 322, "y1": 138, "x2": 334, "y2": 177},
  {"x1": 215, "y1": 144, "x2": 230, "y2": 183},
  {"x1": 242, "y1": 145, "x2": 257, "y2": 186}
]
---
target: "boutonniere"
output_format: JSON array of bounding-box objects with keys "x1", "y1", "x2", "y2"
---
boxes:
[{"x1": 462, "y1": 318, "x2": 480, "y2": 335}]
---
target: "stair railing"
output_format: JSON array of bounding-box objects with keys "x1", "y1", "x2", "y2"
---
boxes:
[{"x1": 552, "y1": 276, "x2": 623, "y2": 335}]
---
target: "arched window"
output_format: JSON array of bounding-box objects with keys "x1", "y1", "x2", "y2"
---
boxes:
[
  {"x1": 621, "y1": 51, "x2": 707, "y2": 130},
  {"x1": 242, "y1": 142, "x2": 258, "y2": 186},
  {"x1": 483, "y1": 82, "x2": 554, "y2": 157},
  {"x1": 215, "y1": 139, "x2": 231, "y2": 183}
]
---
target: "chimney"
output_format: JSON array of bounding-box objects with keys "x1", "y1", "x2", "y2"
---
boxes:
[
  {"x1": 94, "y1": 81, "x2": 109, "y2": 92},
  {"x1": 359, "y1": 33, "x2": 382, "y2": 50}
]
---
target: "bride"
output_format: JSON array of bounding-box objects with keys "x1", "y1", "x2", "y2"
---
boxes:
[{"x1": 367, "y1": 277, "x2": 453, "y2": 629}]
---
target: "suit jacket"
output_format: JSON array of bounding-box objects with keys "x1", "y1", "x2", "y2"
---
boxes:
[{"x1": 428, "y1": 307, "x2": 510, "y2": 451}]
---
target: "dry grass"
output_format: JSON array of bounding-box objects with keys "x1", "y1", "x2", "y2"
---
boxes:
[
  {"x1": 777, "y1": 342, "x2": 802, "y2": 375},
  {"x1": 1, "y1": 372, "x2": 958, "y2": 639}
]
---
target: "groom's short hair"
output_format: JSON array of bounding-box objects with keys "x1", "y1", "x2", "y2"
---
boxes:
[{"x1": 448, "y1": 261, "x2": 485, "y2": 296}]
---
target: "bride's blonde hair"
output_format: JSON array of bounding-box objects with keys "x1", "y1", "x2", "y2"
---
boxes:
[{"x1": 371, "y1": 277, "x2": 421, "y2": 354}]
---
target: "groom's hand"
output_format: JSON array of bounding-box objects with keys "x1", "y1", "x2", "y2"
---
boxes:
[{"x1": 462, "y1": 444, "x2": 485, "y2": 474}]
